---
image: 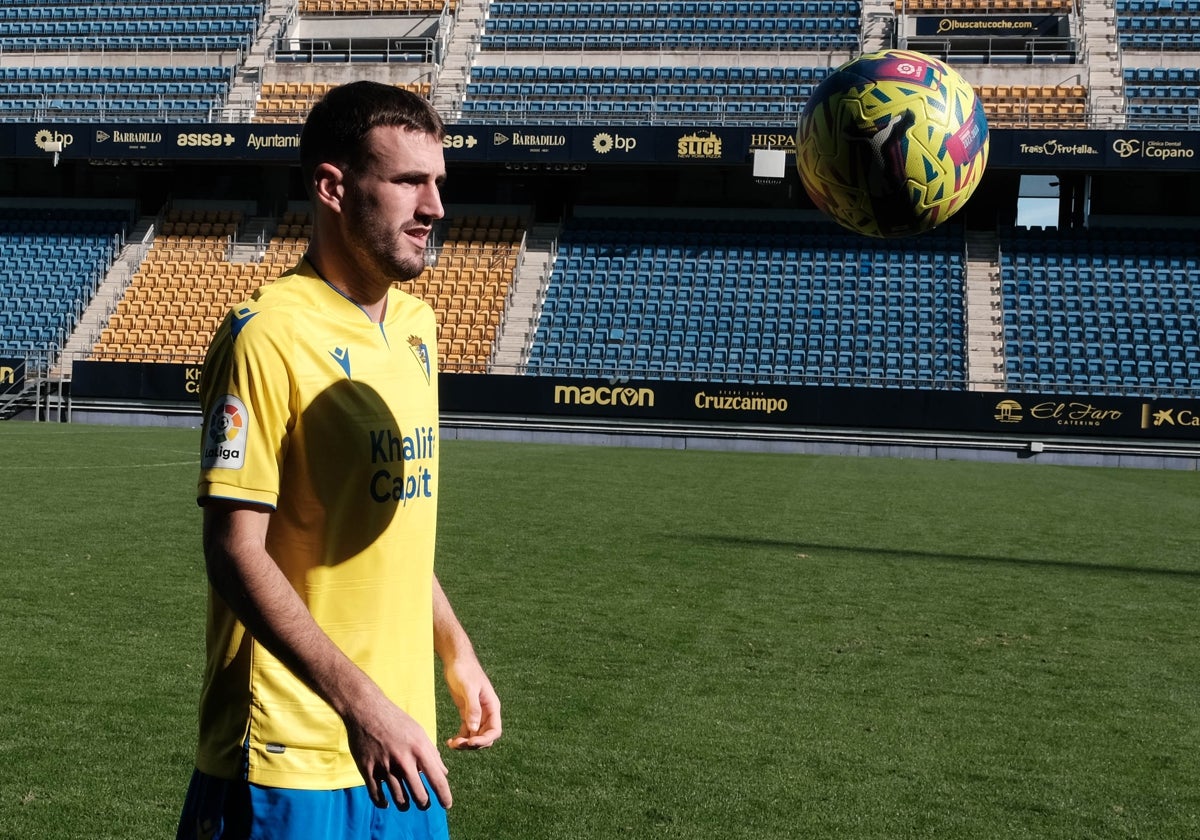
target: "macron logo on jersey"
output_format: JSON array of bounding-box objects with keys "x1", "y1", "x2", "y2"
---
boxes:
[
  {"x1": 230, "y1": 307, "x2": 257, "y2": 341},
  {"x1": 202, "y1": 395, "x2": 248, "y2": 469},
  {"x1": 330, "y1": 347, "x2": 352, "y2": 379}
]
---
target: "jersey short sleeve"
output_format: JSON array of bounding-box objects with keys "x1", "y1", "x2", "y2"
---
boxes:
[{"x1": 198, "y1": 300, "x2": 295, "y2": 509}]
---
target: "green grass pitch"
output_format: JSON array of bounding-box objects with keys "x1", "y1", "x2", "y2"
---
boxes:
[{"x1": 1, "y1": 422, "x2": 1198, "y2": 839}]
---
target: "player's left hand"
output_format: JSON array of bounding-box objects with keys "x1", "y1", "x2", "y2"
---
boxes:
[{"x1": 443, "y1": 657, "x2": 502, "y2": 750}]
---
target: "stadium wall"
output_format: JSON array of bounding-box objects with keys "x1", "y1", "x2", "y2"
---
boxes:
[
  {"x1": 4, "y1": 123, "x2": 1200, "y2": 173},
  {"x1": 59, "y1": 362, "x2": 1200, "y2": 470}
]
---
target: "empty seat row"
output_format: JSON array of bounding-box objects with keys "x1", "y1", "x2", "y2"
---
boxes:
[
  {"x1": 1124, "y1": 66, "x2": 1200, "y2": 83},
  {"x1": 486, "y1": 16, "x2": 858, "y2": 32},
  {"x1": 1126, "y1": 83, "x2": 1200, "y2": 98},
  {"x1": 1117, "y1": 14, "x2": 1200, "y2": 29},
  {"x1": 0, "y1": 81, "x2": 226, "y2": 97},
  {"x1": 490, "y1": 0, "x2": 858, "y2": 14},
  {"x1": 461, "y1": 99, "x2": 793, "y2": 120},
  {"x1": 0, "y1": 19, "x2": 255, "y2": 36},
  {"x1": 1116, "y1": 0, "x2": 1200, "y2": 10},
  {"x1": 298, "y1": 0, "x2": 453, "y2": 11},
  {"x1": 480, "y1": 32, "x2": 859, "y2": 48},
  {"x1": 0, "y1": 35, "x2": 252, "y2": 50},
  {"x1": 472, "y1": 65, "x2": 832, "y2": 83},
  {"x1": 467, "y1": 81, "x2": 817, "y2": 98},
  {"x1": 0, "y1": 65, "x2": 233, "y2": 83},
  {"x1": 0, "y1": 99, "x2": 217, "y2": 118},
  {"x1": 1119, "y1": 32, "x2": 1200, "y2": 48},
  {"x1": 897, "y1": 0, "x2": 1070, "y2": 9},
  {"x1": 0, "y1": 4, "x2": 262, "y2": 21}
]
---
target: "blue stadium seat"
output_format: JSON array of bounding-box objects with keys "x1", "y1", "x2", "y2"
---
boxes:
[{"x1": 527, "y1": 218, "x2": 970, "y2": 388}]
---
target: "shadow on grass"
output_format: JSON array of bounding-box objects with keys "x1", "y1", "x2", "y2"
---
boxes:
[{"x1": 686, "y1": 534, "x2": 1200, "y2": 581}]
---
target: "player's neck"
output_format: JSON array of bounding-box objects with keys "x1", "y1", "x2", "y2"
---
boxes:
[{"x1": 305, "y1": 251, "x2": 388, "y2": 323}]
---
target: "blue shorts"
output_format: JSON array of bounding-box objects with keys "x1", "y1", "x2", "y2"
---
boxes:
[{"x1": 177, "y1": 769, "x2": 450, "y2": 840}]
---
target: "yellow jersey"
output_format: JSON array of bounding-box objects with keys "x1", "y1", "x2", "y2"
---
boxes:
[{"x1": 195, "y1": 259, "x2": 440, "y2": 790}]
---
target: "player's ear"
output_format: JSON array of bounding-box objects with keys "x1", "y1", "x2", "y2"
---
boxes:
[{"x1": 312, "y1": 162, "x2": 346, "y2": 212}]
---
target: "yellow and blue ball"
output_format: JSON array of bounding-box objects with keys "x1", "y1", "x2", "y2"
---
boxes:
[{"x1": 796, "y1": 49, "x2": 990, "y2": 238}]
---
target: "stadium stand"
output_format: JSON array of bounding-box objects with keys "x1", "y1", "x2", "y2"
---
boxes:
[
  {"x1": 0, "y1": 2, "x2": 260, "y2": 53},
  {"x1": 975, "y1": 84, "x2": 1088, "y2": 129},
  {"x1": 1123, "y1": 67, "x2": 1200, "y2": 129},
  {"x1": 0, "y1": 0, "x2": 250, "y2": 123},
  {"x1": 527, "y1": 217, "x2": 968, "y2": 388},
  {"x1": 0, "y1": 208, "x2": 128, "y2": 360},
  {"x1": 88, "y1": 209, "x2": 520, "y2": 373},
  {"x1": 1, "y1": 0, "x2": 1198, "y2": 402},
  {"x1": 1116, "y1": 0, "x2": 1200, "y2": 49},
  {"x1": 409, "y1": 216, "x2": 524, "y2": 372},
  {"x1": 1000, "y1": 227, "x2": 1200, "y2": 395},
  {"x1": 462, "y1": 65, "x2": 828, "y2": 124},
  {"x1": 254, "y1": 80, "x2": 432, "y2": 122},
  {"x1": 896, "y1": 0, "x2": 1070, "y2": 10},
  {"x1": 0, "y1": 66, "x2": 237, "y2": 123},
  {"x1": 297, "y1": 0, "x2": 452, "y2": 12},
  {"x1": 478, "y1": 0, "x2": 861, "y2": 51},
  {"x1": 92, "y1": 209, "x2": 256, "y2": 364}
]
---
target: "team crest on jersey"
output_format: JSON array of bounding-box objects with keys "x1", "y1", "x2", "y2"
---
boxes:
[
  {"x1": 202, "y1": 395, "x2": 248, "y2": 469},
  {"x1": 408, "y1": 335, "x2": 431, "y2": 384}
]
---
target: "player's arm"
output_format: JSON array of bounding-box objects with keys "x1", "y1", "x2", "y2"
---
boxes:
[
  {"x1": 202, "y1": 500, "x2": 452, "y2": 810},
  {"x1": 433, "y1": 575, "x2": 503, "y2": 750}
]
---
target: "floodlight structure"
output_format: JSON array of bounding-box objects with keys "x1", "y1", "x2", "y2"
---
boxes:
[{"x1": 44, "y1": 140, "x2": 63, "y2": 167}]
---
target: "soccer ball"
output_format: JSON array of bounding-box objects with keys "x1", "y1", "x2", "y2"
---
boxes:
[{"x1": 795, "y1": 49, "x2": 990, "y2": 238}]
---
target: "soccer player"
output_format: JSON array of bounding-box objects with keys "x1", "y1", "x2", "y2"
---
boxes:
[{"x1": 177, "y1": 81, "x2": 502, "y2": 840}]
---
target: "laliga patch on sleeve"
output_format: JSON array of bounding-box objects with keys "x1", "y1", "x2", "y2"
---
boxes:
[{"x1": 202, "y1": 395, "x2": 249, "y2": 469}]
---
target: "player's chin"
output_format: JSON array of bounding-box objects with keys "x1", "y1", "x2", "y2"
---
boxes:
[{"x1": 387, "y1": 249, "x2": 428, "y2": 282}]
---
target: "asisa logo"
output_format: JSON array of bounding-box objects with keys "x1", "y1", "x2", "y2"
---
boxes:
[{"x1": 202, "y1": 395, "x2": 248, "y2": 469}]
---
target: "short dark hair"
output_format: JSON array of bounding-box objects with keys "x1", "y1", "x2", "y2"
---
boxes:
[{"x1": 299, "y1": 81, "x2": 445, "y2": 197}]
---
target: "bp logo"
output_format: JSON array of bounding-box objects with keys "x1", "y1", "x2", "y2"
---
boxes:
[
  {"x1": 592, "y1": 132, "x2": 637, "y2": 154},
  {"x1": 202, "y1": 395, "x2": 248, "y2": 469}
]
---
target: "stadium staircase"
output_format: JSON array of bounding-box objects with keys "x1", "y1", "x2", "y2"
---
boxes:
[
  {"x1": 963, "y1": 229, "x2": 1005, "y2": 391},
  {"x1": 859, "y1": 0, "x2": 896, "y2": 53},
  {"x1": 491, "y1": 222, "x2": 558, "y2": 373},
  {"x1": 1081, "y1": 0, "x2": 1127, "y2": 127},
  {"x1": 430, "y1": 0, "x2": 489, "y2": 119},
  {"x1": 221, "y1": 0, "x2": 298, "y2": 122},
  {"x1": 0, "y1": 376, "x2": 37, "y2": 420}
]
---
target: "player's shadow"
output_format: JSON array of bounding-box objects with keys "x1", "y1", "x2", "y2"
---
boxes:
[
  {"x1": 283, "y1": 378, "x2": 405, "y2": 565},
  {"x1": 685, "y1": 534, "x2": 1200, "y2": 580}
]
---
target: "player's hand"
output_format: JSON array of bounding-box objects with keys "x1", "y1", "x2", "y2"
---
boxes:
[
  {"x1": 343, "y1": 691, "x2": 453, "y2": 811},
  {"x1": 443, "y1": 656, "x2": 503, "y2": 750}
]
